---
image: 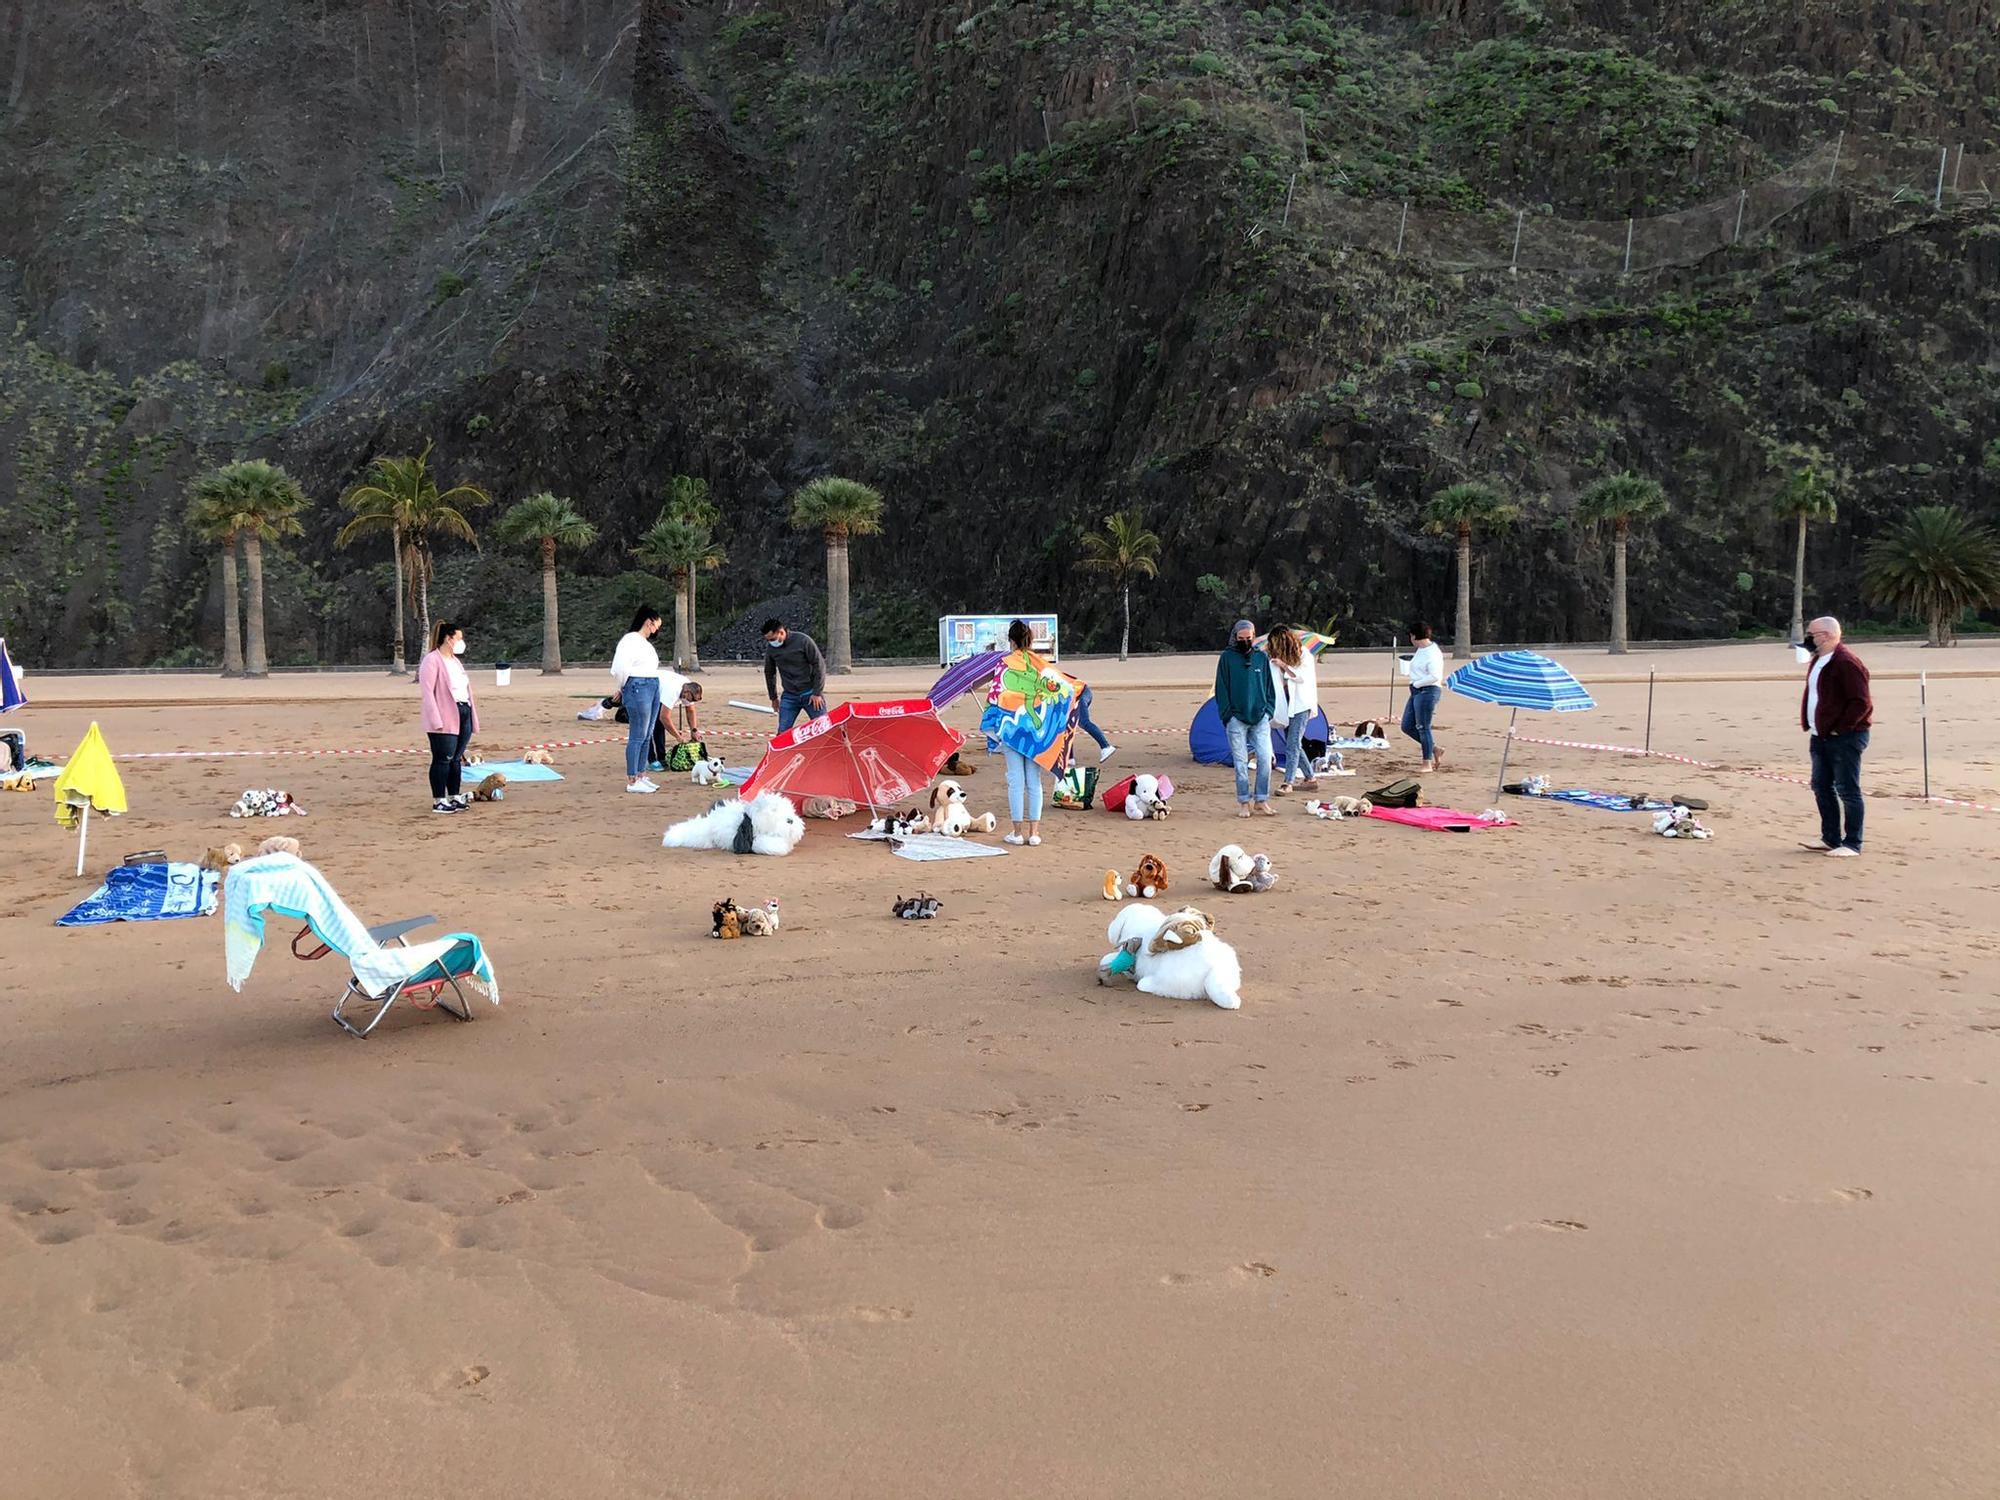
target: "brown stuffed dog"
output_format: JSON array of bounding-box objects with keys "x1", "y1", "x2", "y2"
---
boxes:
[
  {"x1": 712, "y1": 897, "x2": 742, "y2": 939},
  {"x1": 1125, "y1": 853, "x2": 1169, "y2": 900},
  {"x1": 471, "y1": 772, "x2": 508, "y2": 802},
  {"x1": 200, "y1": 843, "x2": 243, "y2": 872},
  {"x1": 522, "y1": 749, "x2": 554, "y2": 766},
  {"x1": 257, "y1": 835, "x2": 302, "y2": 858}
]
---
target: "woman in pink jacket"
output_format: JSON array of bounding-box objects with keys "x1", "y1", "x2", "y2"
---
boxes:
[{"x1": 418, "y1": 620, "x2": 478, "y2": 813}]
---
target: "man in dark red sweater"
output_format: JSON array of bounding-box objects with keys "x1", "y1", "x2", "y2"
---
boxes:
[{"x1": 1799, "y1": 615, "x2": 1872, "y2": 857}]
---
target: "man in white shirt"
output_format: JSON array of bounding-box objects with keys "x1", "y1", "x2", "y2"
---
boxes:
[{"x1": 1397, "y1": 620, "x2": 1446, "y2": 771}]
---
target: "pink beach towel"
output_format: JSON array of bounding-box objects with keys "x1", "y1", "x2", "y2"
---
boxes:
[{"x1": 1365, "y1": 806, "x2": 1517, "y2": 833}]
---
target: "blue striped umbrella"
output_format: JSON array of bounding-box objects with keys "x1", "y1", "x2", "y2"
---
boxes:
[
  {"x1": 0, "y1": 637, "x2": 23, "y2": 714},
  {"x1": 1444, "y1": 651, "x2": 1594, "y2": 797},
  {"x1": 927, "y1": 649, "x2": 1004, "y2": 710}
]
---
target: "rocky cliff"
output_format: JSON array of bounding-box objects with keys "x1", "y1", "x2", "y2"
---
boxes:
[{"x1": 2, "y1": 0, "x2": 1995, "y2": 666}]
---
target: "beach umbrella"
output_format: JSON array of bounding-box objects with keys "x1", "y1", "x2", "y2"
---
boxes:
[
  {"x1": 738, "y1": 698, "x2": 964, "y2": 817},
  {"x1": 52, "y1": 722, "x2": 127, "y2": 876},
  {"x1": 1255, "y1": 628, "x2": 1338, "y2": 656},
  {"x1": 1445, "y1": 650, "x2": 1596, "y2": 799},
  {"x1": 0, "y1": 637, "x2": 23, "y2": 713},
  {"x1": 926, "y1": 649, "x2": 1003, "y2": 710}
]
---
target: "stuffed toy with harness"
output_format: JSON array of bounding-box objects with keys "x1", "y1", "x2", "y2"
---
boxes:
[{"x1": 471, "y1": 772, "x2": 507, "y2": 802}]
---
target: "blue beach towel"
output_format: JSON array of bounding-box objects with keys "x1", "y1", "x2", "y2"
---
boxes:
[
  {"x1": 57, "y1": 862, "x2": 219, "y2": 927},
  {"x1": 465, "y1": 760, "x2": 563, "y2": 783},
  {"x1": 1516, "y1": 787, "x2": 1672, "y2": 813}
]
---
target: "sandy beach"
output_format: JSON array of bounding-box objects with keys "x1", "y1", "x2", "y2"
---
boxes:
[{"x1": 3, "y1": 642, "x2": 1999, "y2": 1498}]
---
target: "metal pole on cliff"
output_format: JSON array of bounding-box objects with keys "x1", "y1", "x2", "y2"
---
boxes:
[
  {"x1": 1827, "y1": 131, "x2": 1843, "y2": 187},
  {"x1": 1622, "y1": 217, "x2": 1634, "y2": 276},
  {"x1": 1732, "y1": 189, "x2": 1746, "y2": 245},
  {"x1": 1644, "y1": 667, "x2": 1656, "y2": 755},
  {"x1": 1395, "y1": 201, "x2": 1409, "y2": 256},
  {"x1": 1952, "y1": 143, "x2": 1965, "y2": 194},
  {"x1": 1509, "y1": 208, "x2": 1524, "y2": 273},
  {"x1": 1921, "y1": 671, "x2": 1931, "y2": 802},
  {"x1": 1934, "y1": 146, "x2": 1948, "y2": 209},
  {"x1": 1387, "y1": 635, "x2": 1398, "y2": 721}
]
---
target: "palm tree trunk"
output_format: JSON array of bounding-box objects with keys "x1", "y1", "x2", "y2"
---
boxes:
[
  {"x1": 1609, "y1": 519, "x2": 1630, "y2": 655},
  {"x1": 1790, "y1": 513, "x2": 1808, "y2": 641},
  {"x1": 1120, "y1": 579, "x2": 1131, "y2": 661},
  {"x1": 828, "y1": 532, "x2": 853, "y2": 673},
  {"x1": 219, "y1": 534, "x2": 244, "y2": 676},
  {"x1": 1454, "y1": 524, "x2": 1473, "y2": 660},
  {"x1": 672, "y1": 570, "x2": 691, "y2": 671},
  {"x1": 687, "y1": 580, "x2": 702, "y2": 674},
  {"x1": 243, "y1": 532, "x2": 269, "y2": 677},
  {"x1": 540, "y1": 537, "x2": 562, "y2": 673},
  {"x1": 416, "y1": 549, "x2": 432, "y2": 657},
  {"x1": 1930, "y1": 611, "x2": 1946, "y2": 648},
  {"x1": 389, "y1": 530, "x2": 407, "y2": 674}
]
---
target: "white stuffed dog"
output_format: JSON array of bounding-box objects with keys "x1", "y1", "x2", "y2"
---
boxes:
[
  {"x1": 1132, "y1": 910, "x2": 1242, "y2": 1010},
  {"x1": 929, "y1": 778, "x2": 973, "y2": 837},
  {"x1": 1123, "y1": 772, "x2": 1169, "y2": 820},
  {"x1": 663, "y1": 791, "x2": 806, "y2": 856},
  {"x1": 689, "y1": 755, "x2": 728, "y2": 786},
  {"x1": 1098, "y1": 902, "x2": 1166, "y2": 984}
]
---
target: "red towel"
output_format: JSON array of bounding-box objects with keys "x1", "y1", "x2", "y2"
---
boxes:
[{"x1": 1365, "y1": 806, "x2": 1517, "y2": 832}]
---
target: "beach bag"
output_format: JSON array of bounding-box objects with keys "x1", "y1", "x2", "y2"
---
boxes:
[
  {"x1": 1053, "y1": 766, "x2": 1098, "y2": 811},
  {"x1": 666, "y1": 738, "x2": 709, "y2": 773},
  {"x1": 1364, "y1": 777, "x2": 1422, "y2": 808}
]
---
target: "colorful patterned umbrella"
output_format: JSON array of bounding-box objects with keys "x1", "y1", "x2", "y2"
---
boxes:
[
  {"x1": 738, "y1": 699, "x2": 964, "y2": 816},
  {"x1": 927, "y1": 649, "x2": 1003, "y2": 710},
  {"x1": 0, "y1": 637, "x2": 23, "y2": 714},
  {"x1": 1255, "y1": 628, "x2": 1338, "y2": 656}
]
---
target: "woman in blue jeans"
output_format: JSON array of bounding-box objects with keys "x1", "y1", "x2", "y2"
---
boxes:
[
  {"x1": 983, "y1": 619, "x2": 1057, "y2": 845},
  {"x1": 1398, "y1": 620, "x2": 1446, "y2": 770},
  {"x1": 610, "y1": 605, "x2": 667, "y2": 793}
]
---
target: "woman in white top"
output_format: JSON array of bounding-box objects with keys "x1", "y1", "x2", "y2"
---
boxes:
[
  {"x1": 1398, "y1": 620, "x2": 1446, "y2": 770},
  {"x1": 1266, "y1": 626, "x2": 1321, "y2": 793},
  {"x1": 418, "y1": 620, "x2": 478, "y2": 813},
  {"x1": 610, "y1": 605, "x2": 668, "y2": 792}
]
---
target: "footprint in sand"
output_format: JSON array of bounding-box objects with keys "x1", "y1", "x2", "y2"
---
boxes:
[
  {"x1": 1236, "y1": 1261, "x2": 1278, "y2": 1278},
  {"x1": 851, "y1": 1305, "x2": 912, "y2": 1323},
  {"x1": 459, "y1": 1365, "x2": 490, "y2": 1389}
]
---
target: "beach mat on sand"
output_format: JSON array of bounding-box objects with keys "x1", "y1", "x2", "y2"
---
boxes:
[
  {"x1": 57, "y1": 862, "x2": 219, "y2": 926},
  {"x1": 1365, "y1": 806, "x2": 1517, "y2": 833},
  {"x1": 464, "y1": 760, "x2": 563, "y2": 783},
  {"x1": 847, "y1": 830, "x2": 1008, "y2": 861},
  {"x1": 1510, "y1": 786, "x2": 1671, "y2": 812}
]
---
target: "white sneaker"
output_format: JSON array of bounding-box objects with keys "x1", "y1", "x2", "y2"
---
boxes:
[
  {"x1": 626, "y1": 781, "x2": 657, "y2": 794},
  {"x1": 637, "y1": 777, "x2": 660, "y2": 791},
  {"x1": 1002, "y1": 833, "x2": 1025, "y2": 845},
  {"x1": 1097, "y1": 744, "x2": 1116, "y2": 764}
]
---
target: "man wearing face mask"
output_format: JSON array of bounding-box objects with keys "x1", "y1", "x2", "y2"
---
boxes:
[
  {"x1": 1798, "y1": 615, "x2": 1872, "y2": 857},
  {"x1": 1214, "y1": 619, "x2": 1277, "y2": 817},
  {"x1": 762, "y1": 618, "x2": 831, "y2": 732}
]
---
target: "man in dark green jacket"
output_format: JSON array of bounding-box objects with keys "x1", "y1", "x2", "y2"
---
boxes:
[{"x1": 1214, "y1": 618, "x2": 1277, "y2": 817}]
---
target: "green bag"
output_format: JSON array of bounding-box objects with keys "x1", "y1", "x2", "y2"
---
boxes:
[
  {"x1": 666, "y1": 738, "x2": 710, "y2": 773},
  {"x1": 1053, "y1": 765, "x2": 1098, "y2": 810},
  {"x1": 1364, "y1": 777, "x2": 1422, "y2": 808}
]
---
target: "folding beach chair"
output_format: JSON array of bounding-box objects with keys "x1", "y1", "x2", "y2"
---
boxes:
[
  {"x1": 225, "y1": 853, "x2": 500, "y2": 1038},
  {"x1": 289, "y1": 913, "x2": 483, "y2": 1036}
]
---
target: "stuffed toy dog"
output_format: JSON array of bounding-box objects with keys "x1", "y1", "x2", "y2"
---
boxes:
[
  {"x1": 1353, "y1": 720, "x2": 1388, "y2": 742},
  {"x1": 800, "y1": 797, "x2": 858, "y2": 820},
  {"x1": 690, "y1": 756, "x2": 728, "y2": 786},
  {"x1": 1208, "y1": 845, "x2": 1259, "y2": 893},
  {"x1": 229, "y1": 788, "x2": 306, "y2": 818},
  {"x1": 200, "y1": 843, "x2": 243, "y2": 872},
  {"x1": 1098, "y1": 902, "x2": 1165, "y2": 982},
  {"x1": 1123, "y1": 773, "x2": 1171, "y2": 821},
  {"x1": 1133, "y1": 910, "x2": 1243, "y2": 1010},
  {"x1": 471, "y1": 772, "x2": 507, "y2": 802},
  {"x1": 940, "y1": 751, "x2": 979, "y2": 777},
  {"x1": 665, "y1": 792, "x2": 808, "y2": 856},
  {"x1": 1248, "y1": 853, "x2": 1278, "y2": 891},
  {"x1": 1107, "y1": 853, "x2": 1168, "y2": 899},
  {"x1": 712, "y1": 897, "x2": 741, "y2": 938},
  {"x1": 869, "y1": 808, "x2": 932, "y2": 836},
  {"x1": 1306, "y1": 796, "x2": 1372, "y2": 820},
  {"x1": 929, "y1": 779, "x2": 973, "y2": 837},
  {"x1": 739, "y1": 906, "x2": 775, "y2": 936},
  {"x1": 522, "y1": 748, "x2": 554, "y2": 766},
  {"x1": 1652, "y1": 805, "x2": 1712, "y2": 839},
  {"x1": 256, "y1": 835, "x2": 302, "y2": 858},
  {"x1": 892, "y1": 892, "x2": 943, "y2": 919}
]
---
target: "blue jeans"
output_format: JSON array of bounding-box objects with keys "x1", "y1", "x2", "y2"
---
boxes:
[
  {"x1": 1076, "y1": 686, "x2": 1110, "y2": 752},
  {"x1": 1003, "y1": 746, "x2": 1044, "y2": 821},
  {"x1": 1278, "y1": 714, "x2": 1309, "y2": 783},
  {"x1": 1809, "y1": 731, "x2": 1867, "y2": 850},
  {"x1": 1401, "y1": 686, "x2": 1441, "y2": 761},
  {"x1": 622, "y1": 676, "x2": 661, "y2": 778},
  {"x1": 776, "y1": 689, "x2": 826, "y2": 733},
  {"x1": 1224, "y1": 716, "x2": 1273, "y2": 803}
]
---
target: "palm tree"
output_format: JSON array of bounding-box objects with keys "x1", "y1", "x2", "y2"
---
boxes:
[
  {"x1": 634, "y1": 515, "x2": 727, "y2": 671},
  {"x1": 187, "y1": 460, "x2": 309, "y2": 677},
  {"x1": 1423, "y1": 480, "x2": 1518, "y2": 659},
  {"x1": 186, "y1": 480, "x2": 246, "y2": 677},
  {"x1": 1075, "y1": 509, "x2": 1162, "y2": 660},
  {"x1": 496, "y1": 493, "x2": 597, "y2": 674},
  {"x1": 1575, "y1": 473, "x2": 1668, "y2": 655},
  {"x1": 1862, "y1": 506, "x2": 2000, "y2": 646},
  {"x1": 788, "y1": 477, "x2": 884, "y2": 673},
  {"x1": 336, "y1": 441, "x2": 489, "y2": 664},
  {"x1": 663, "y1": 475, "x2": 720, "y2": 671},
  {"x1": 1772, "y1": 462, "x2": 1838, "y2": 642}
]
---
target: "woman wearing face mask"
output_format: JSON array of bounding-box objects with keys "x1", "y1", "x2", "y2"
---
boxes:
[{"x1": 419, "y1": 620, "x2": 478, "y2": 814}]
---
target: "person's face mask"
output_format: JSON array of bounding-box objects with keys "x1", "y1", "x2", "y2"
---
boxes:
[
  {"x1": 1802, "y1": 632, "x2": 1818, "y2": 655},
  {"x1": 1233, "y1": 638, "x2": 1254, "y2": 655},
  {"x1": 451, "y1": 639, "x2": 466, "y2": 656}
]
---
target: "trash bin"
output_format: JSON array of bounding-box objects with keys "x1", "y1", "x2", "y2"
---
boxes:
[{"x1": 495, "y1": 660, "x2": 513, "y2": 687}]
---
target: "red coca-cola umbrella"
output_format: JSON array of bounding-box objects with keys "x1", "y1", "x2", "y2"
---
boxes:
[{"x1": 737, "y1": 698, "x2": 964, "y2": 816}]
